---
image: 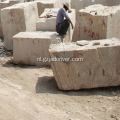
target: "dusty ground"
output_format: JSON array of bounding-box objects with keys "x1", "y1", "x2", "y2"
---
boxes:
[{"x1": 0, "y1": 41, "x2": 120, "y2": 120}]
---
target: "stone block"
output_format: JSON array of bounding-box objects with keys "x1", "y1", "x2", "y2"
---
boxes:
[
  {"x1": 1, "y1": 2, "x2": 38, "y2": 50},
  {"x1": 13, "y1": 31, "x2": 60, "y2": 66},
  {"x1": 49, "y1": 38, "x2": 120, "y2": 90},
  {"x1": 36, "y1": 8, "x2": 76, "y2": 42},
  {"x1": 72, "y1": 4, "x2": 120, "y2": 42},
  {"x1": 0, "y1": 0, "x2": 24, "y2": 37}
]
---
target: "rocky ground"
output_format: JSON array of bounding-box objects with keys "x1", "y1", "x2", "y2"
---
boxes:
[{"x1": 0, "y1": 40, "x2": 120, "y2": 120}]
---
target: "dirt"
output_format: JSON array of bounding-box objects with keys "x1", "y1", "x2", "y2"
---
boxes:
[{"x1": 0, "y1": 41, "x2": 120, "y2": 120}]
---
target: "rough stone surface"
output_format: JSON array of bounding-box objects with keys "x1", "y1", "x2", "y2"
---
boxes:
[
  {"x1": 72, "y1": 4, "x2": 120, "y2": 42},
  {"x1": 1, "y1": 2, "x2": 38, "y2": 50},
  {"x1": 49, "y1": 38, "x2": 120, "y2": 90},
  {"x1": 13, "y1": 31, "x2": 59, "y2": 66},
  {"x1": 37, "y1": 8, "x2": 76, "y2": 42}
]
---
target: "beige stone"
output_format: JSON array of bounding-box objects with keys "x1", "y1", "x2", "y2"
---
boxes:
[
  {"x1": 72, "y1": 4, "x2": 120, "y2": 42},
  {"x1": 36, "y1": 8, "x2": 76, "y2": 42},
  {"x1": 1, "y1": 2, "x2": 38, "y2": 50},
  {"x1": 13, "y1": 31, "x2": 60, "y2": 66},
  {"x1": 49, "y1": 38, "x2": 120, "y2": 90}
]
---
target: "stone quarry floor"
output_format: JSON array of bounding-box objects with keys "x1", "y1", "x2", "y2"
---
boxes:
[{"x1": 0, "y1": 41, "x2": 120, "y2": 120}]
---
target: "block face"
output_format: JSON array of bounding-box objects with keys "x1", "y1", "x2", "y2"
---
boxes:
[
  {"x1": 49, "y1": 38, "x2": 120, "y2": 90},
  {"x1": 13, "y1": 31, "x2": 56, "y2": 66},
  {"x1": 1, "y1": 2, "x2": 38, "y2": 50},
  {"x1": 37, "y1": 8, "x2": 76, "y2": 42},
  {"x1": 72, "y1": 5, "x2": 120, "y2": 42}
]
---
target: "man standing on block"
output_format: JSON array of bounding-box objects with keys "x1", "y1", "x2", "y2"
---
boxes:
[{"x1": 56, "y1": 2, "x2": 74, "y2": 35}]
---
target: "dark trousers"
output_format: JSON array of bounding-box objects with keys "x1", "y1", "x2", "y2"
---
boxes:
[{"x1": 56, "y1": 19, "x2": 70, "y2": 35}]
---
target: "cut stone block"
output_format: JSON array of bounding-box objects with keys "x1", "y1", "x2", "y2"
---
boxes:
[
  {"x1": 36, "y1": 8, "x2": 76, "y2": 42},
  {"x1": 13, "y1": 31, "x2": 61, "y2": 66},
  {"x1": 72, "y1": 4, "x2": 120, "y2": 42},
  {"x1": 1, "y1": 2, "x2": 38, "y2": 50},
  {"x1": 0, "y1": 0, "x2": 24, "y2": 37},
  {"x1": 49, "y1": 38, "x2": 120, "y2": 90}
]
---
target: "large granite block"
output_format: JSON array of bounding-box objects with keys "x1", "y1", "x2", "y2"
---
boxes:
[
  {"x1": 49, "y1": 38, "x2": 120, "y2": 90},
  {"x1": 73, "y1": 4, "x2": 120, "y2": 42},
  {"x1": 13, "y1": 31, "x2": 60, "y2": 66},
  {"x1": 1, "y1": 2, "x2": 38, "y2": 50}
]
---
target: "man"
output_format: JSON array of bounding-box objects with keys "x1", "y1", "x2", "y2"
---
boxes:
[{"x1": 56, "y1": 2, "x2": 74, "y2": 35}]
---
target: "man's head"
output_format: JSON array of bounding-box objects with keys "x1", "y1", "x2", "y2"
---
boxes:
[{"x1": 63, "y1": 2, "x2": 69, "y2": 11}]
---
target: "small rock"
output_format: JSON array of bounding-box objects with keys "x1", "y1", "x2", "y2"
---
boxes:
[{"x1": 76, "y1": 40, "x2": 89, "y2": 46}]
